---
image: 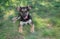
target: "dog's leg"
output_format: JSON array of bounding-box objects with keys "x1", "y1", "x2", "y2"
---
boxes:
[
  {"x1": 12, "y1": 17, "x2": 16, "y2": 23},
  {"x1": 28, "y1": 19, "x2": 34, "y2": 33},
  {"x1": 19, "y1": 25, "x2": 23, "y2": 33},
  {"x1": 30, "y1": 24, "x2": 34, "y2": 33},
  {"x1": 19, "y1": 22, "x2": 23, "y2": 33}
]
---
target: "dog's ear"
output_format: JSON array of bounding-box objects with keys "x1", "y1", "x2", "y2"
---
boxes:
[
  {"x1": 16, "y1": 7, "x2": 21, "y2": 11},
  {"x1": 28, "y1": 6, "x2": 32, "y2": 10}
]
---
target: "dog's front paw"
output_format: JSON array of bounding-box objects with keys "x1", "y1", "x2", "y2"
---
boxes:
[{"x1": 12, "y1": 17, "x2": 17, "y2": 23}]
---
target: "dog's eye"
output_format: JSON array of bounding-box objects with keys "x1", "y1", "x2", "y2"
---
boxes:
[{"x1": 22, "y1": 9, "x2": 27, "y2": 11}]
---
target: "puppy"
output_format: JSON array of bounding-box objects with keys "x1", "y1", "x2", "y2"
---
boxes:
[{"x1": 12, "y1": 6, "x2": 34, "y2": 33}]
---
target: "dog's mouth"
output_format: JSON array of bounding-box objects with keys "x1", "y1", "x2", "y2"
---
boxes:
[
  {"x1": 24, "y1": 16, "x2": 28, "y2": 19},
  {"x1": 20, "y1": 12, "x2": 29, "y2": 19}
]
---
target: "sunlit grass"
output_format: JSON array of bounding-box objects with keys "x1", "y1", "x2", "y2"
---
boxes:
[
  {"x1": 40, "y1": 1, "x2": 54, "y2": 7},
  {"x1": 3, "y1": 10, "x2": 15, "y2": 19},
  {"x1": 32, "y1": 13, "x2": 52, "y2": 30},
  {"x1": 0, "y1": 6, "x2": 5, "y2": 10},
  {"x1": 55, "y1": 0, "x2": 60, "y2": 2},
  {"x1": 11, "y1": 0, "x2": 17, "y2": 3}
]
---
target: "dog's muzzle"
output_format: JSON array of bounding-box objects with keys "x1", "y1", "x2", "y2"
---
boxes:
[{"x1": 21, "y1": 12, "x2": 29, "y2": 19}]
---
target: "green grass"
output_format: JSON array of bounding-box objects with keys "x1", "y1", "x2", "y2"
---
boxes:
[{"x1": 0, "y1": 17, "x2": 60, "y2": 39}]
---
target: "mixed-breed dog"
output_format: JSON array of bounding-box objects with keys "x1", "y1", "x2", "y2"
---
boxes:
[{"x1": 12, "y1": 6, "x2": 34, "y2": 33}]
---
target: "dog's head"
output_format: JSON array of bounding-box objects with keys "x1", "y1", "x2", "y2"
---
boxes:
[{"x1": 17, "y1": 6, "x2": 32, "y2": 19}]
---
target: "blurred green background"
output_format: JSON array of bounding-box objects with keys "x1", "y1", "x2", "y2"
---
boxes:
[{"x1": 0, "y1": 0, "x2": 60, "y2": 39}]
